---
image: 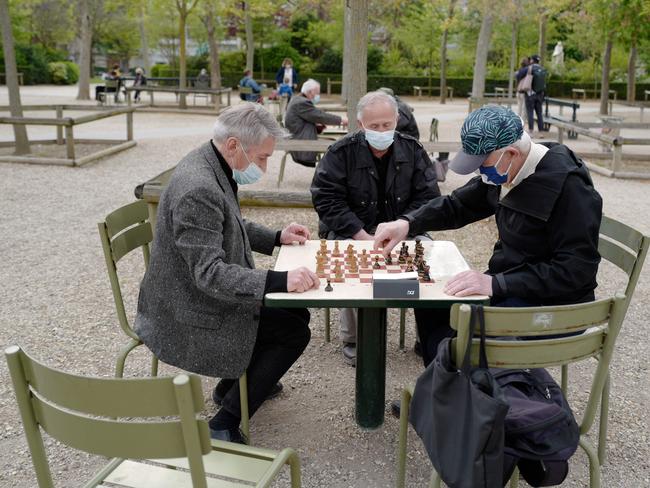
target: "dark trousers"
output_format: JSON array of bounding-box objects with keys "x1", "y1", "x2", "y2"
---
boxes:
[
  {"x1": 525, "y1": 92, "x2": 545, "y2": 131},
  {"x1": 415, "y1": 297, "x2": 543, "y2": 367},
  {"x1": 209, "y1": 306, "x2": 311, "y2": 428}
]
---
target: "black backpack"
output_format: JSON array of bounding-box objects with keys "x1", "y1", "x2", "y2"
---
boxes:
[
  {"x1": 494, "y1": 368, "x2": 580, "y2": 486},
  {"x1": 531, "y1": 65, "x2": 547, "y2": 93}
]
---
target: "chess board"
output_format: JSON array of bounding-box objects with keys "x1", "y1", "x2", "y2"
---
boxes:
[{"x1": 316, "y1": 247, "x2": 429, "y2": 284}]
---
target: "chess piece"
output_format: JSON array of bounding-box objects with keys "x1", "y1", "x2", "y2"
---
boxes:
[
  {"x1": 386, "y1": 254, "x2": 393, "y2": 265},
  {"x1": 320, "y1": 238, "x2": 327, "y2": 253},
  {"x1": 406, "y1": 257, "x2": 414, "y2": 272},
  {"x1": 333, "y1": 240, "x2": 340, "y2": 255},
  {"x1": 373, "y1": 256, "x2": 381, "y2": 269},
  {"x1": 361, "y1": 250, "x2": 369, "y2": 268},
  {"x1": 422, "y1": 265, "x2": 431, "y2": 282},
  {"x1": 334, "y1": 260, "x2": 343, "y2": 280},
  {"x1": 325, "y1": 279, "x2": 333, "y2": 292}
]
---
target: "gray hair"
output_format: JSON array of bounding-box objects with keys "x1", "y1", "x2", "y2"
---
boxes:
[
  {"x1": 301, "y1": 78, "x2": 320, "y2": 95},
  {"x1": 356, "y1": 91, "x2": 398, "y2": 120},
  {"x1": 212, "y1": 103, "x2": 287, "y2": 147},
  {"x1": 507, "y1": 130, "x2": 532, "y2": 154}
]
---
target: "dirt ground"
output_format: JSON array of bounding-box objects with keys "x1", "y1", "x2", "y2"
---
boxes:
[{"x1": 1, "y1": 86, "x2": 649, "y2": 487}]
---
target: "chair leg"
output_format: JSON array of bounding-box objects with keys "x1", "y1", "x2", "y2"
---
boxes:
[
  {"x1": 561, "y1": 364, "x2": 568, "y2": 395},
  {"x1": 150, "y1": 355, "x2": 159, "y2": 377},
  {"x1": 430, "y1": 470, "x2": 442, "y2": 488},
  {"x1": 598, "y1": 373, "x2": 610, "y2": 466},
  {"x1": 509, "y1": 467, "x2": 519, "y2": 487},
  {"x1": 239, "y1": 373, "x2": 250, "y2": 442},
  {"x1": 579, "y1": 436, "x2": 601, "y2": 488},
  {"x1": 396, "y1": 388, "x2": 412, "y2": 488},
  {"x1": 115, "y1": 338, "x2": 141, "y2": 378},
  {"x1": 277, "y1": 152, "x2": 288, "y2": 188},
  {"x1": 324, "y1": 308, "x2": 331, "y2": 342},
  {"x1": 399, "y1": 309, "x2": 406, "y2": 350}
]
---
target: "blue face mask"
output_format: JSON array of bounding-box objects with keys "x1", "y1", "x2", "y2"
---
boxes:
[
  {"x1": 233, "y1": 144, "x2": 264, "y2": 185},
  {"x1": 312, "y1": 94, "x2": 320, "y2": 104},
  {"x1": 479, "y1": 151, "x2": 512, "y2": 185},
  {"x1": 363, "y1": 126, "x2": 395, "y2": 151}
]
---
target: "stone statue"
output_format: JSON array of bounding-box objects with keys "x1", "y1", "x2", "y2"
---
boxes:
[{"x1": 552, "y1": 41, "x2": 564, "y2": 72}]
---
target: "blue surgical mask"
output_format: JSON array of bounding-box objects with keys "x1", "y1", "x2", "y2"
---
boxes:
[
  {"x1": 233, "y1": 144, "x2": 264, "y2": 185},
  {"x1": 313, "y1": 94, "x2": 320, "y2": 104},
  {"x1": 478, "y1": 151, "x2": 512, "y2": 185},
  {"x1": 363, "y1": 126, "x2": 395, "y2": 151}
]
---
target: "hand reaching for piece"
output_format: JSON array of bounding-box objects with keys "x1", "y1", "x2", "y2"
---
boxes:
[
  {"x1": 280, "y1": 222, "x2": 310, "y2": 245},
  {"x1": 373, "y1": 219, "x2": 410, "y2": 257},
  {"x1": 287, "y1": 267, "x2": 320, "y2": 293}
]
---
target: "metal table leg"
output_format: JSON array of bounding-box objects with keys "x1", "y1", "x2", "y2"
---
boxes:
[{"x1": 356, "y1": 307, "x2": 387, "y2": 429}]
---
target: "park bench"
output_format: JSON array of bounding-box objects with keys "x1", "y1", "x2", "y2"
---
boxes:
[
  {"x1": 572, "y1": 88, "x2": 617, "y2": 100},
  {"x1": 413, "y1": 85, "x2": 454, "y2": 100},
  {"x1": 0, "y1": 72, "x2": 24, "y2": 85},
  {"x1": 645, "y1": 90, "x2": 650, "y2": 101},
  {"x1": 327, "y1": 78, "x2": 342, "y2": 96},
  {"x1": 124, "y1": 85, "x2": 232, "y2": 109},
  {"x1": 543, "y1": 97, "x2": 581, "y2": 139}
]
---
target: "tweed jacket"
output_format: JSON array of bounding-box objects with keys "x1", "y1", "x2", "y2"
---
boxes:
[{"x1": 135, "y1": 142, "x2": 278, "y2": 378}]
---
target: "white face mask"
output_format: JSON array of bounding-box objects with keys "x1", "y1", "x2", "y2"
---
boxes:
[
  {"x1": 362, "y1": 125, "x2": 395, "y2": 150},
  {"x1": 232, "y1": 143, "x2": 263, "y2": 185}
]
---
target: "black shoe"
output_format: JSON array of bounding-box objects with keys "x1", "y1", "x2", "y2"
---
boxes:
[
  {"x1": 413, "y1": 340, "x2": 422, "y2": 358},
  {"x1": 213, "y1": 380, "x2": 283, "y2": 405},
  {"x1": 209, "y1": 427, "x2": 248, "y2": 444},
  {"x1": 342, "y1": 342, "x2": 356, "y2": 367},
  {"x1": 390, "y1": 399, "x2": 401, "y2": 418}
]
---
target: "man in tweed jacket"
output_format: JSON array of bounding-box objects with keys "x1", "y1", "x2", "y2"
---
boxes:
[{"x1": 135, "y1": 103, "x2": 319, "y2": 443}]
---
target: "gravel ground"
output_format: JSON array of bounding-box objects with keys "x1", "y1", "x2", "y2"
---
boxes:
[{"x1": 1, "y1": 86, "x2": 649, "y2": 487}]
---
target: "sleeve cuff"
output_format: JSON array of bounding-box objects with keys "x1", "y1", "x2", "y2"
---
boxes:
[
  {"x1": 492, "y1": 273, "x2": 507, "y2": 297},
  {"x1": 264, "y1": 270, "x2": 288, "y2": 294},
  {"x1": 275, "y1": 230, "x2": 282, "y2": 247}
]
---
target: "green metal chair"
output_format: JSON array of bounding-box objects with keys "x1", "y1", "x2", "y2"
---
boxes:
[
  {"x1": 397, "y1": 295, "x2": 627, "y2": 488},
  {"x1": 98, "y1": 200, "x2": 251, "y2": 439},
  {"x1": 5, "y1": 345, "x2": 302, "y2": 488},
  {"x1": 97, "y1": 199, "x2": 156, "y2": 378}
]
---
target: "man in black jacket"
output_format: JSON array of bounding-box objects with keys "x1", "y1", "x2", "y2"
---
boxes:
[
  {"x1": 311, "y1": 90, "x2": 441, "y2": 364},
  {"x1": 374, "y1": 105, "x2": 602, "y2": 366}
]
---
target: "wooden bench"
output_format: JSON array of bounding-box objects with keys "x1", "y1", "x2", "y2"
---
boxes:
[
  {"x1": 543, "y1": 97, "x2": 581, "y2": 138},
  {"x1": 572, "y1": 88, "x2": 617, "y2": 100},
  {"x1": 413, "y1": 85, "x2": 454, "y2": 100},
  {"x1": 125, "y1": 85, "x2": 232, "y2": 108},
  {"x1": 327, "y1": 78, "x2": 342, "y2": 96},
  {"x1": 0, "y1": 72, "x2": 24, "y2": 85}
]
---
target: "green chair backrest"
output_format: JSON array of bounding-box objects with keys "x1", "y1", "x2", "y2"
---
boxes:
[
  {"x1": 449, "y1": 294, "x2": 627, "y2": 434},
  {"x1": 98, "y1": 200, "x2": 153, "y2": 341},
  {"x1": 5, "y1": 345, "x2": 212, "y2": 488},
  {"x1": 598, "y1": 215, "x2": 649, "y2": 309},
  {"x1": 239, "y1": 86, "x2": 253, "y2": 95},
  {"x1": 105, "y1": 79, "x2": 119, "y2": 90}
]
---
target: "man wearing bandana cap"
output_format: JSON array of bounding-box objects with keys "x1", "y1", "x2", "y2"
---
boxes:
[{"x1": 374, "y1": 105, "x2": 603, "y2": 366}]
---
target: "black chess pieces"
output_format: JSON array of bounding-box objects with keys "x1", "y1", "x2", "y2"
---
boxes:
[
  {"x1": 422, "y1": 265, "x2": 431, "y2": 282},
  {"x1": 373, "y1": 255, "x2": 381, "y2": 269},
  {"x1": 386, "y1": 254, "x2": 393, "y2": 265},
  {"x1": 325, "y1": 279, "x2": 333, "y2": 292}
]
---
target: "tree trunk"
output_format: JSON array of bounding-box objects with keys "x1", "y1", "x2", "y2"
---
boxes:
[
  {"x1": 439, "y1": 0, "x2": 457, "y2": 104},
  {"x1": 346, "y1": 0, "x2": 368, "y2": 132},
  {"x1": 507, "y1": 0, "x2": 521, "y2": 99},
  {"x1": 0, "y1": 0, "x2": 29, "y2": 154},
  {"x1": 76, "y1": 0, "x2": 92, "y2": 100},
  {"x1": 341, "y1": 0, "x2": 352, "y2": 102},
  {"x1": 179, "y1": 12, "x2": 188, "y2": 108},
  {"x1": 244, "y1": 3, "x2": 254, "y2": 72},
  {"x1": 600, "y1": 35, "x2": 613, "y2": 115},
  {"x1": 627, "y1": 40, "x2": 637, "y2": 102},
  {"x1": 471, "y1": 5, "x2": 494, "y2": 99},
  {"x1": 206, "y1": 6, "x2": 222, "y2": 91},
  {"x1": 537, "y1": 10, "x2": 547, "y2": 64},
  {"x1": 139, "y1": 1, "x2": 150, "y2": 74}
]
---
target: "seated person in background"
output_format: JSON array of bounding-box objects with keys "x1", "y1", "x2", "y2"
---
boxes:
[
  {"x1": 95, "y1": 69, "x2": 119, "y2": 102},
  {"x1": 285, "y1": 78, "x2": 348, "y2": 167},
  {"x1": 278, "y1": 76, "x2": 293, "y2": 99},
  {"x1": 374, "y1": 105, "x2": 603, "y2": 369},
  {"x1": 377, "y1": 87, "x2": 419, "y2": 139},
  {"x1": 310, "y1": 90, "x2": 441, "y2": 365},
  {"x1": 239, "y1": 69, "x2": 262, "y2": 102},
  {"x1": 196, "y1": 68, "x2": 210, "y2": 87},
  {"x1": 132, "y1": 67, "x2": 147, "y2": 103},
  {"x1": 135, "y1": 103, "x2": 319, "y2": 444}
]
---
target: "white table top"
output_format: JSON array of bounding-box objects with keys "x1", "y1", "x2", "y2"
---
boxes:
[{"x1": 265, "y1": 240, "x2": 487, "y2": 306}]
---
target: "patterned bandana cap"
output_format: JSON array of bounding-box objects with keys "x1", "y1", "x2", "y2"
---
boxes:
[{"x1": 449, "y1": 106, "x2": 524, "y2": 175}]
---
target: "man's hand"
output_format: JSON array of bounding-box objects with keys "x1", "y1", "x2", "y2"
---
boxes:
[
  {"x1": 287, "y1": 267, "x2": 320, "y2": 293},
  {"x1": 373, "y1": 219, "x2": 409, "y2": 257},
  {"x1": 444, "y1": 270, "x2": 493, "y2": 297},
  {"x1": 280, "y1": 222, "x2": 310, "y2": 245},
  {"x1": 352, "y1": 228, "x2": 373, "y2": 240},
  {"x1": 340, "y1": 116, "x2": 349, "y2": 127}
]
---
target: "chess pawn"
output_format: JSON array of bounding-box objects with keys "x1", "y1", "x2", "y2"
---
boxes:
[
  {"x1": 373, "y1": 256, "x2": 381, "y2": 269},
  {"x1": 320, "y1": 238, "x2": 327, "y2": 251},
  {"x1": 406, "y1": 257, "x2": 414, "y2": 272},
  {"x1": 386, "y1": 254, "x2": 393, "y2": 265},
  {"x1": 423, "y1": 265, "x2": 431, "y2": 282},
  {"x1": 325, "y1": 279, "x2": 333, "y2": 292},
  {"x1": 361, "y1": 250, "x2": 369, "y2": 268}
]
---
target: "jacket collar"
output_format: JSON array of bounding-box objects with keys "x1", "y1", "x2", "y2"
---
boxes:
[{"x1": 500, "y1": 144, "x2": 586, "y2": 221}]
